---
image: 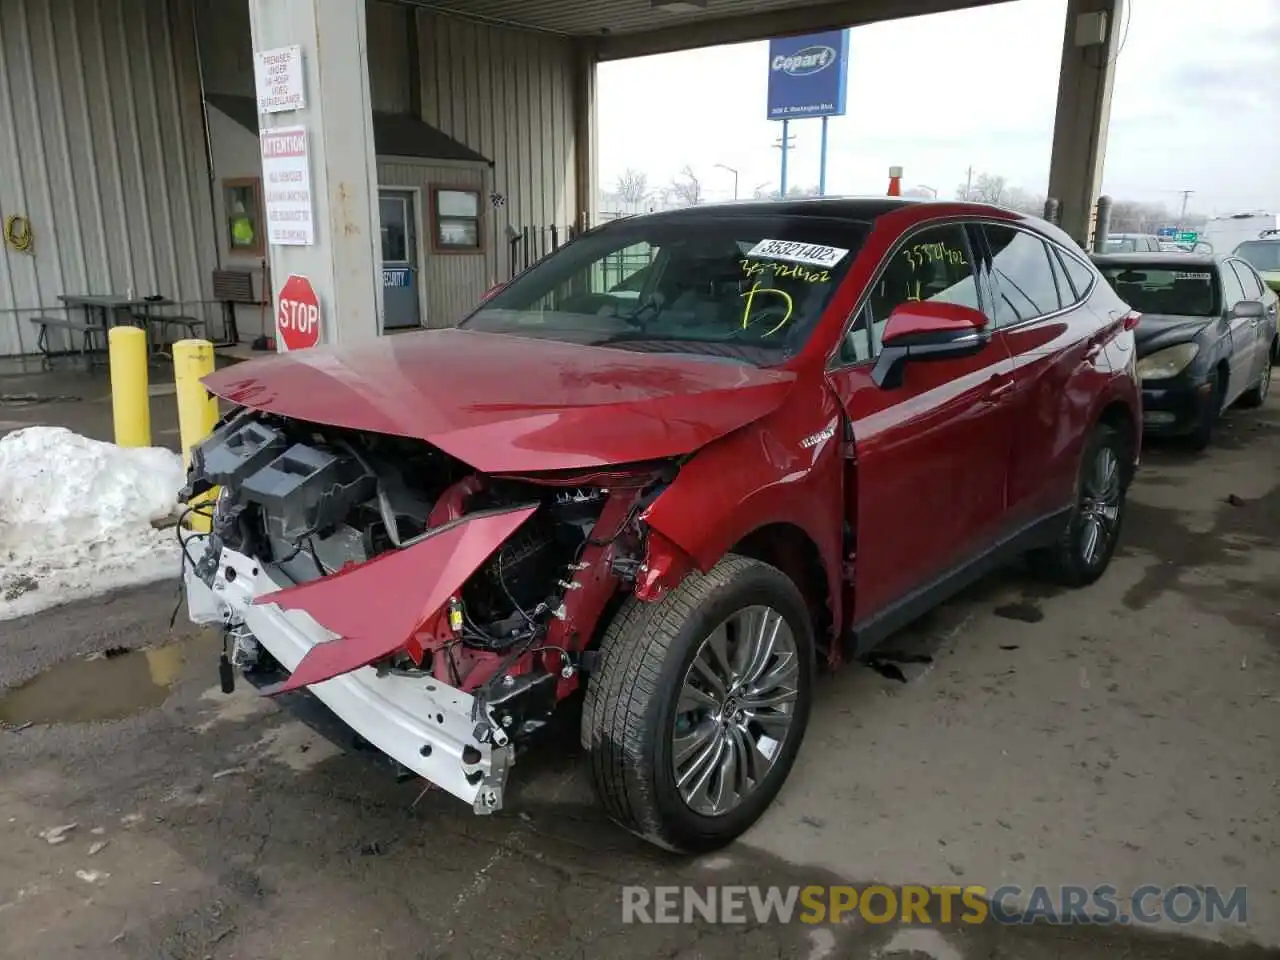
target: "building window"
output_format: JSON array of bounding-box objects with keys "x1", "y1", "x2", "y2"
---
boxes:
[
  {"x1": 223, "y1": 178, "x2": 264, "y2": 257},
  {"x1": 432, "y1": 188, "x2": 482, "y2": 251}
]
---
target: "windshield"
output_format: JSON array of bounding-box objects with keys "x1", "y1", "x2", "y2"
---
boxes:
[
  {"x1": 462, "y1": 215, "x2": 868, "y2": 365},
  {"x1": 1098, "y1": 264, "x2": 1221, "y2": 317},
  {"x1": 1104, "y1": 237, "x2": 1140, "y2": 253},
  {"x1": 1234, "y1": 241, "x2": 1280, "y2": 273}
]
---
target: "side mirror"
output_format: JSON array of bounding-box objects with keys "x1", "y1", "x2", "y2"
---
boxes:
[
  {"x1": 1230, "y1": 300, "x2": 1265, "y2": 320},
  {"x1": 873, "y1": 302, "x2": 991, "y2": 389}
]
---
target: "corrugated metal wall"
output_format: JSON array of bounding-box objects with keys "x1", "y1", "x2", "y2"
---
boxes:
[
  {"x1": 0, "y1": 0, "x2": 216, "y2": 357},
  {"x1": 413, "y1": 9, "x2": 578, "y2": 284},
  {"x1": 378, "y1": 159, "x2": 489, "y2": 326}
]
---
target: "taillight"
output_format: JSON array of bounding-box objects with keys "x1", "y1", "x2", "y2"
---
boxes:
[{"x1": 1122, "y1": 310, "x2": 1141, "y2": 331}]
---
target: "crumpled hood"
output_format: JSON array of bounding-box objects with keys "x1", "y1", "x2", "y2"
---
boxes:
[
  {"x1": 1134, "y1": 314, "x2": 1213, "y2": 357},
  {"x1": 204, "y1": 329, "x2": 795, "y2": 473}
]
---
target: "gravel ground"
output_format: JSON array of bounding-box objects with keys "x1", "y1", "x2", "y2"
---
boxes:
[{"x1": 1, "y1": 397, "x2": 1277, "y2": 960}]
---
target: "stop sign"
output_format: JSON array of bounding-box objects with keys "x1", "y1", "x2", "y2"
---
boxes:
[{"x1": 276, "y1": 274, "x2": 321, "y2": 351}]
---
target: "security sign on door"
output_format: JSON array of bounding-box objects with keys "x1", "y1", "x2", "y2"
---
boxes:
[
  {"x1": 276, "y1": 273, "x2": 321, "y2": 350},
  {"x1": 380, "y1": 190, "x2": 422, "y2": 330}
]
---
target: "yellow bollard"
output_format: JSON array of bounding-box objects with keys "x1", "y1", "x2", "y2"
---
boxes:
[
  {"x1": 173, "y1": 339, "x2": 219, "y2": 532},
  {"x1": 108, "y1": 325, "x2": 151, "y2": 447}
]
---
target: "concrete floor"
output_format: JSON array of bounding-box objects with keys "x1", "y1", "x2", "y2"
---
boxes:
[{"x1": 0, "y1": 395, "x2": 1278, "y2": 959}]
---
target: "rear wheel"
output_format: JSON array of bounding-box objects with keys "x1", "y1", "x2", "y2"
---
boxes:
[
  {"x1": 1031, "y1": 423, "x2": 1127, "y2": 587},
  {"x1": 1239, "y1": 354, "x2": 1272, "y2": 408},
  {"x1": 582, "y1": 555, "x2": 814, "y2": 853}
]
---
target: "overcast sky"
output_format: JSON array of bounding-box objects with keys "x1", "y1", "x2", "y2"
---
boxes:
[{"x1": 598, "y1": 0, "x2": 1280, "y2": 216}]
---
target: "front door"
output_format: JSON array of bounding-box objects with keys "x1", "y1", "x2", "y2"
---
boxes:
[
  {"x1": 826, "y1": 222, "x2": 1016, "y2": 628},
  {"x1": 380, "y1": 190, "x2": 422, "y2": 331}
]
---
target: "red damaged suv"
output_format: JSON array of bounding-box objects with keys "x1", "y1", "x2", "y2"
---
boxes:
[{"x1": 183, "y1": 198, "x2": 1141, "y2": 852}]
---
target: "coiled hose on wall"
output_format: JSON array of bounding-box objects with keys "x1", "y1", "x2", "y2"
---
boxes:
[{"x1": 4, "y1": 214, "x2": 32, "y2": 253}]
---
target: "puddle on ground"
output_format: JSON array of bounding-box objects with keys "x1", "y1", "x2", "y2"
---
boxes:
[{"x1": 0, "y1": 634, "x2": 218, "y2": 726}]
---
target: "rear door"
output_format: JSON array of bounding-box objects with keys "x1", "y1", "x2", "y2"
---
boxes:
[
  {"x1": 826, "y1": 221, "x2": 1016, "y2": 626},
  {"x1": 971, "y1": 223, "x2": 1102, "y2": 527},
  {"x1": 1219, "y1": 260, "x2": 1254, "y2": 404},
  {"x1": 1228, "y1": 258, "x2": 1274, "y2": 378}
]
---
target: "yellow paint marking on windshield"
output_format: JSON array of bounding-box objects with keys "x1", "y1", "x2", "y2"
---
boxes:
[
  {"x1": 741, "y1": 282, "x2": 794, "y2": 336},
  {"x1": 740, "y1": 259, "x2": 832, "y2": 284}
]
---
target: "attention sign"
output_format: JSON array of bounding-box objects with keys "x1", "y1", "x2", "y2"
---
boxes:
[
  {"x1": 254, "y1": 45, "x2": 306, "y2": 114},
  {"x1": 261, "y1": 126, "x2": 314, "y2": 246}
]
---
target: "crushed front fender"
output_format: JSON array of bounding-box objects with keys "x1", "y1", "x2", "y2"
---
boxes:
[{"x1": 253, "y1": 504, "x2": 538, "y2": 693}]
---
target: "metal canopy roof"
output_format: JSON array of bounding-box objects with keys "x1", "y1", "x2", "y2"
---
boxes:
[{"x1": 395, "y1": 0, "x2": 1009, "y2": 59}]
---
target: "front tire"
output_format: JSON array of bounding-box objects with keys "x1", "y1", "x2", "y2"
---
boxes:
[
  {"x1": 1188, "y1": 370, "x2": 1223, "y2": 451},
  {"x1": 582, "y1": 555, "x2": 814, "y2": 853},
  {"x1": 1031, "y1": 423, "x2": 1127, "y2": 587}
]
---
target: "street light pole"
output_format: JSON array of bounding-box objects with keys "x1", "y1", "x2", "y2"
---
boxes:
[{"x1": 714, "y1": 164, "x2": 740, "y2": 201}]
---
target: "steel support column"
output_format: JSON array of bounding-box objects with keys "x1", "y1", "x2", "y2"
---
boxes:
[
  {"x1": 573, "y1": 38, "x2": 600, "y2": 231},
  {"x1": 1047, "y1": 0, "x2": 1123, "y2": 248},
  {"x1": 248, "y1": 0, "x2": 383, "y2": 346}
]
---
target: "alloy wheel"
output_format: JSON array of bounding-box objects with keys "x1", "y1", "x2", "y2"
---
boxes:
[
  {"x1": 1079, "y1": 445, "x2": 1122, "y2": 567},
  {"x1": 671, "y1": 605, "x2": 799, "y2": 817}
]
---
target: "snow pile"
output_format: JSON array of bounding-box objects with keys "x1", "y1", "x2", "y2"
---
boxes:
[{"x1": 0, "y1": 426, "x2": 185, "y2": 620}]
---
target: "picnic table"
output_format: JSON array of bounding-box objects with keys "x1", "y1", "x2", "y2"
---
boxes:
[
  {"x1": 58, "y1": 292, "x2": 175, "y2": 330},
  {"x1": 31, "y1": 293, "x2": 204, "y2": 367}
]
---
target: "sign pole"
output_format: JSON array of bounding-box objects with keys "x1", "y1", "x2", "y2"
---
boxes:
[
  {"x1": 819, "y1": 116, "x2": 829, "y2": 196},
  {"x1": 766, "y1": 28, "x2": 849, "y2": 202},
  {"x1": 780, "y1": 119, "x2": 790, "y2": 197}
]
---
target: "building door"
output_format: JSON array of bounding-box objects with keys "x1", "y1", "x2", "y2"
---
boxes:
[{"x1": 380, "y1": 190, "x2": 422, "y2": 330}]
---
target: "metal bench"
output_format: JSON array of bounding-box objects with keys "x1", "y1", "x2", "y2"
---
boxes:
[{"x1": 28, "y1": 315, "x2": 102, "y2": 368}]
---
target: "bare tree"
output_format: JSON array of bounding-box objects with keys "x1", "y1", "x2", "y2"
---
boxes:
[
  {"x1": 615, "y1": 168, "x2": 649, "y2": 211},
  {"x1": 1002, "y1": 186, "x2": 1047, "y2": 216},
  {"x1": 956, "y1": 171, "x2": 1007, "y2": 205},
  {"x1": 669, "y1": 165, "x2": 702, "y2": 207}
]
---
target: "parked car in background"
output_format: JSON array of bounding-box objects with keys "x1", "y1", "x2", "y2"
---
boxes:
[
  {"x1": 1105, "y1": 233, "x2": 1164, "y2": 253},
  {"x1": 182, "y1": 199, "x2": 1141, "y2": 852},
  {"x1": 1159, "y1": 239, "x2": 1215, "y2": 255},
  {"x1": 1235, "y1": 237, "x2": 1280, "y2": 364},
  {"x1": 1093, "y1": 253, "x2": 1279, "y2": 448}
]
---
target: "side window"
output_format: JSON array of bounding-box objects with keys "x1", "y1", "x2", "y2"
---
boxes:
[
  {"x1": 1221, "y1": 263, "x2": 1247, "y2": 309},
  {"x1": 1230, "y1": 260, "x2": 1264, "y2": 299},
  {"x1": 1059, "y1": 251, "x2": 1096, "y2": 300},
  {"x1": 863, "y1": 224, "x2": 979, "y2": 356},
  {"x1": 1047, "y1": 244, "x2": 1074, "y2": 305},
  {"x1": 983, "y1": 225, "x2": 1063, "y2": 326},
  {"x1": 839, "y1": 305, "x2": 874, "y2": 364}
]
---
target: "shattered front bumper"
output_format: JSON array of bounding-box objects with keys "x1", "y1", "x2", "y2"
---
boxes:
[{"x1": 185, "y1": 543, "x2": 511, "y2": 813}]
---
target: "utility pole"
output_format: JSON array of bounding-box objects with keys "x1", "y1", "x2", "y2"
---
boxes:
[
  {"x1": 774, "y1": 123, "x2": 796, "y2": 197},
  {"x1": 963, "y1": 166, "x2": 974, "y2": 201},
  {"x1": 1177, "y1": 189, "x2": 1194, "y2": 230},
  {"x1": 714, "y1": 164, "x2": 739, "y2": 201}
]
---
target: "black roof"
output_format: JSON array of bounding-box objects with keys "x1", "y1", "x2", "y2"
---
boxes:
[
  {"x1": 1091, "y1": 252, "x2": 1220, "y2": 269},
  {"x1": 615, "y1": 196, "x2": 1030, "y2": 227},
  {"x1": 635, "y1": 197, "x2": 915, "y2": 222},
  {"x1": 205, "y1": 94, "x2": 491, "y2": 166}
]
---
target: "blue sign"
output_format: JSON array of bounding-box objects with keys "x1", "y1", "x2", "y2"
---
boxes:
[
  {"x1": 1157, "y1": 227, "x2": 1178, "y2": 238},
  {"x1": 766, "y1": 30, "x2": 850, "y2": 121},
  {"x1": 382, "y1": 267, "x2": 411, "y2": 288}
]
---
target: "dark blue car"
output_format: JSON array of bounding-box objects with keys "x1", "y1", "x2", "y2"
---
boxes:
[{"x1": 1092, "y1": 253, "x2": 1279, "y2": 448}]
